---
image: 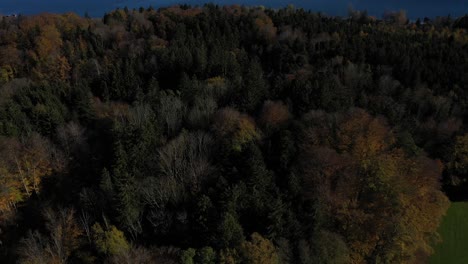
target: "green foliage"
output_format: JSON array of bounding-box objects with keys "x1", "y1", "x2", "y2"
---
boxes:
[
  {"x1": 0, "y1": 5, "x2": 464, "y2": 264},
  {"x1": 218, "y1": 213, "x2": 245, "y2": 248},
  {"x1": 92, "y1": 223, "x2": 130, "y2": 256},
  {"x1": 195, "y1": 247, "x2": 216, "y2": 264},
  {"x1": 238, "y1": 60, "x2": 267, "y2": 112},
  {"x1": 180, "y1": 248, "x2": 196, "y2": 264},
  {"x1": 311, "y1": 230, "x2": 349, "y2": 264}
]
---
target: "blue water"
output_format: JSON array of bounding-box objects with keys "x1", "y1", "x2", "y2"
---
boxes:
[{"x1": 0, "y1": 0, "x2": 466, "y2": 19}]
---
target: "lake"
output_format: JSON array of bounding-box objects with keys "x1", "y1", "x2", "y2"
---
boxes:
[{"x1": 0, "y1": 0, "x2": 467, "y2": 19}]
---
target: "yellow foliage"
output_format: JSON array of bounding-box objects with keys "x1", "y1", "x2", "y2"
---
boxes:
[
  {"x1": 206, "y1": 76, "x2": 225, "y2": 87},
  {"x1": 233, "y1": 116, "x2": 259, "y2": 152},
  {"x1": 219, "y1": 248, "x2": 239, "y2": 264},
  {"x1": 0, "y1": 44, "x2": 21, "y2": 69},
  {"x1": 0, "y1": 166, "x2": 24, "y2": 213},
  {"x1": 301, "y1": 109, "x2": 449, "y2": 263},
  {"x1": 0, "y1": 135, "x2": 54, "y2": 222},
  {"x1": 254, "y1": 14, "x2": 277, "y2": 42},
  {"x1": 214, "y1": 108, "x2": 260, "y2": 152},
  {"x1": 337, "y1": 109, "x2": 394, "y2": 160},
  {"x1": 92, "y1": 223, "x2": 130, "y2": 256},
  {"x1": 35, "y1": 25, "x2": 63, "y2": 60},
  {"x1": 0, "y1": 65, "x2": 14, "y2": 83},
  {"x1": 240, "y1": 233, "x2": 279, "y2": 264}
]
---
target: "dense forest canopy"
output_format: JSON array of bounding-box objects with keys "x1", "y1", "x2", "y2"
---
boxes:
[{"x1": 0, "y1": 4, "x2": 467, "y2": 263}]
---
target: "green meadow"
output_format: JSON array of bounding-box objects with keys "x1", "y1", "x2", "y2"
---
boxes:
[{"x1": 431, "y1": 202, "x2": 468, "y2": 264}]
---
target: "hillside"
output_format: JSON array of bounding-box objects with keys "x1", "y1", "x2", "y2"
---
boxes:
[{"x1": 0, "y1": 5, "x2": 467, "y2": 263}]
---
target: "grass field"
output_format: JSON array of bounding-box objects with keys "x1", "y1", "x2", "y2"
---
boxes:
[{"x1": 430, "y1": 202, "x2": 468, "y2": 264}]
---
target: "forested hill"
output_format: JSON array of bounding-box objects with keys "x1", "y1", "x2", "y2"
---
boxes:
[{"x1": 0, "y1": 5, "x2": 467, "y2": 263}]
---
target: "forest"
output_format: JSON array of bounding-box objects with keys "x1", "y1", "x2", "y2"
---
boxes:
[{"x1": 0, "y1": 4, "x2": 467, "y2": 263}]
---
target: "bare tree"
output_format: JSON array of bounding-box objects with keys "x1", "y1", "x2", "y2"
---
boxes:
[
  {"x1": 128, "y1": 104, "x2": 154, "y2": 128},
  {"x1": 187, "y1": 95, "x2": 217, "y2": 129},
  {"x1": 158, "y1": 91, "x2": 186, "y2": 136},
  {"x1": 383, "y1": 10, "x2": 408, "y2": 25},
  {"x1": 43, "y1": 207, "x2": 82, "y2": 264},
  {"x1": 57, "y1": 121, "x2": 86, "y2": 158},
  {"x1": 79, "y1": 209, "x2": 92, "y2": 243},
  {"x1": 158, "y1": 131, "x2": 213, "y2": 190},
  {"x1": 18, "y1": 207, "x2": 82, "y2": 264},
  {"x1": 17, "y1": 230, "x2": 49, "y2": 264}
]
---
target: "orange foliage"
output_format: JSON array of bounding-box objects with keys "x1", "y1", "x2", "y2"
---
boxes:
[
  {"x1": 301, "y1": 109, "x2": 449, "y2": 263},
  {"x1": 0, "y1": 44, "x2": 21, "y2": 69},
  {"x1": 254, "y1": 14, "x2": 277, "y2": 42},
  {"x1": 19, "y1": 13, "x2": 88, "y2": 32},
  {"x1": 213, "y1": 108, "x2": 260, "y2": 151},
  {"x1": 260, "y1": 100, "x2": 290, "y2": 128},
  {"x1": 163, "y1": 5, "x2": 202, "y2": 17},
  {"x1": 336, "y1": 109, "x2": 394, "y2": 159},
  {"x1": 223, "y1": 5, "x2": 245, "y2": 16},
  {"x1": 36, "y1": 24, "x2": 62, "y2": 59}
]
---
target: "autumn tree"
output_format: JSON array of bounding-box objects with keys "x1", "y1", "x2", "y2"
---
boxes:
[
  {"x1": 213, "y1": 108, "x2": 260, "y2": 152},
  {"x1": 383, "y1": 10, "x2": 408, "y2": 25},
  {"x1": 30, "y1": 23, "x2": 71, "y2": 81},
  {"x1": 253, "y1": 12, "x2": 277, "y2": 43},
  {"x1": 0, "y1": 134, "x2": 57, "y2": 222},
  {"x1": 299, "y1": 109, "x2": 449, "y2": 263},
  {"x1": 240, "y1": 232, "x2": 279, "y2": 264},
  {"x1": 259, "y1": 100, "x2": 290, "y2": 130}
]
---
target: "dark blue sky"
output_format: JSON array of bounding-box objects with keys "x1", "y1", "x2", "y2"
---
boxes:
[{"x1": 0, "y1": 0, "x2": 466, "y2": 19}]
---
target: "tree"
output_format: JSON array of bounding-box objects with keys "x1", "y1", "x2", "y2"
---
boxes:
[
  {"x1": 43, "y1": 208, "x2": 83, "y2": 263},
  {"x1": 383, "y1": 10, "x2": 408, "y2": 25},
  {"x1": 187, "y1": 95, "x2": 217, "y2": 129},
  {"x1": 110, "y1": 141, "x2": 142, "y2": 238},
  {"x1": 240, "y1": 233, "x2": 279, "y2": 264},
  {"x1": 0, "y1": 134, "x2": 56, "y2": 221},
  {"x1": 259, "y1": 100, "x2": 290, "y2": 130},
  {"x1": 157, "y1": 131, "x2": 214, "y2": 194},
  {"x1": 17, "y1": 230, "x2": 49, "y2": 264},
  {"x1": 213, "y1": 108, "x2": 260, "y2": 152},
  {"x1": 18, "y1": 208, "x2": 83, "y2": 264},
  {"x1": 195, "y1": 247, "x2": 216, "y2": 264},
  {"x1": 299, "y1": 109, "x2": 449, "y2": 263},
  {"x1": 254, "y1": 14, "x2": 277, "y2": 43},
  {"x1": 180, "y1": 248, "x2": 196, "y2": 264},
  {"x1": 30, "y1": 24, "x2": 72, "y2": 81},
  {"x1": 219, "y1": 248, "x2": 239, "y2": 264},
  {"x1": 218, "y1": 212, "x2": 245, "y2": 248},
  {"x1": 311, "y1": 230, "x2": 349, "y2": 264},
  {"x1": 238, "y1": 60, "x2": 267, "y2": 112},
  {"x1": 106, "y1": 245, "x2": 153, "y2": 264},
  {"x1": 158, "y1": 91, "x2": 186, "y2": 137},
  {"x1": 448, "y1": 133, "x2": 468, "y2": 185},
  {"x1": 92, "y1": 223, "x2": 130, "y2": 256}
]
